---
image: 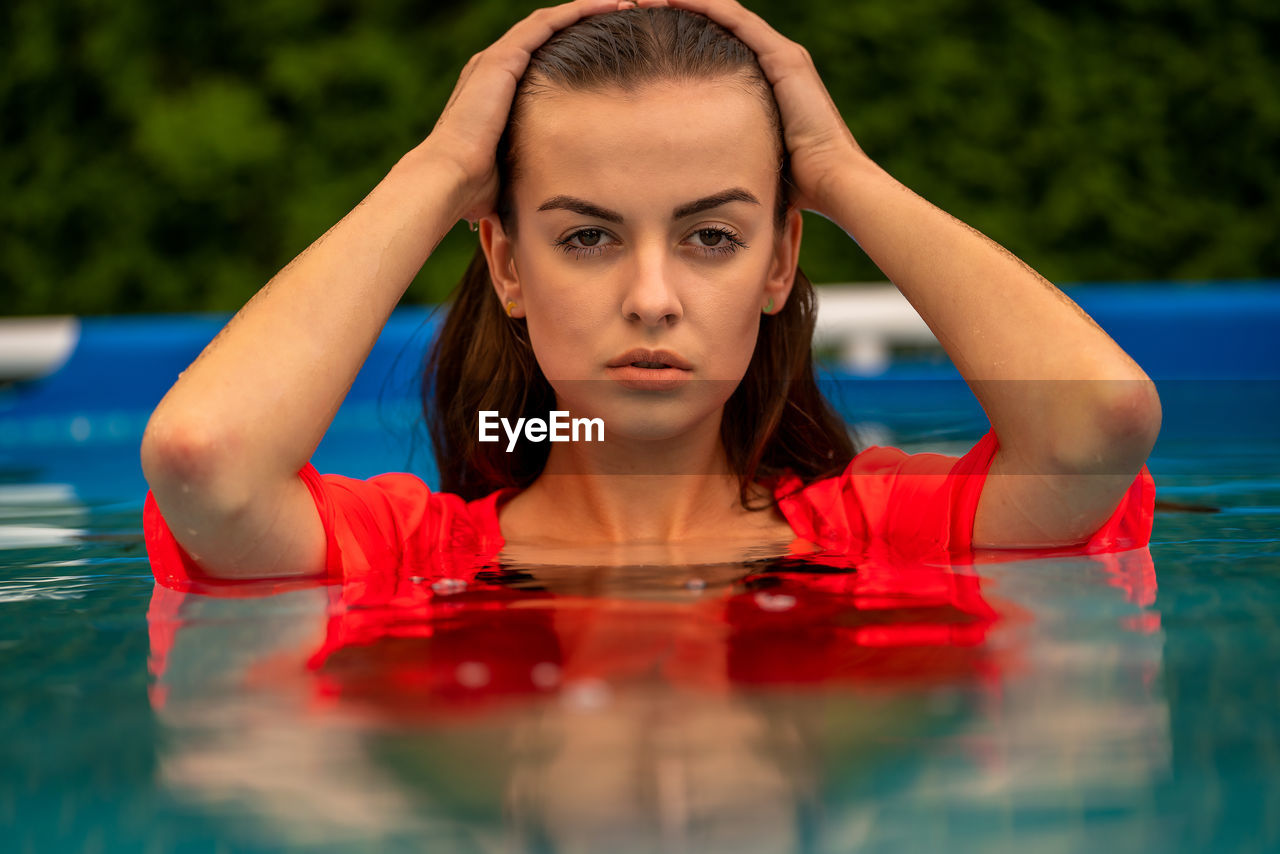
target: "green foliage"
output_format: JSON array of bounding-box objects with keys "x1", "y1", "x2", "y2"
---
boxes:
[{"x1": 2, "y1": 0, "x2": 1277, "y2": 315}]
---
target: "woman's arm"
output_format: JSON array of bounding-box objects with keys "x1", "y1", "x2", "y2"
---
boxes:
[
  {"x1": 662, "y1": 0, "x2": 1161, "y2": 547},
  {"x1": 141, "y1": 0, "x2": 625, "y2": 579},
  {"x1": 141, "y1": 153, "x2": 462, "y2": 579},
  {"x1": 808, "y1": 161, "x2": 1161, "y2": 547}
]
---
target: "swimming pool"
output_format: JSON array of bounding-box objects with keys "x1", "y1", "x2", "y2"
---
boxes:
[{"x1": 2, "y1": 285, "x2": 1277, "y2": 852}]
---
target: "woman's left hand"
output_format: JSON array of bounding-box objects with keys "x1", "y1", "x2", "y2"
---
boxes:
[
  {"x1": 643, "y1": 1, "x2": 1161, "y2": 552},
  {"x1": 640, "y1": 0, "x2": 868, "y2": 217}
]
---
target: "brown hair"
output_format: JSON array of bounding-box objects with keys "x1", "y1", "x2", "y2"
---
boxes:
[{"x1": 425, "y1": 7, "x2": 855, "y2": 504}]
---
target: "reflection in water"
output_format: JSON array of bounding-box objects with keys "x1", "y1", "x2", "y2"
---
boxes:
[{"x1": 148, "y1": 548, "x2": 1167, "y2": 852}]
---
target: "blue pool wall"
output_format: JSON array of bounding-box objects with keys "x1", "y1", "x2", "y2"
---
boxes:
[{"x1": 2, "y1": 283, "x2": 1277, "y2": 501}]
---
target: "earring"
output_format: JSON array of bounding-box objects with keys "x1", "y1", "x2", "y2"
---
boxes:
[
  {"x1": 468, "y1": 220, "x2": 478, "y2": 232},
  {"x1": 506, "y1": 301, "x2": 517, "y2": 317},
  {"x1": 763, "y1": 298, "x2": 774, "y2": 314}
]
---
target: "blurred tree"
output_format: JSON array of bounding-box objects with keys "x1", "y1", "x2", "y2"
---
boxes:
[{"x1": 1, "y1": 0, "x2": 1276, "y2": 315}]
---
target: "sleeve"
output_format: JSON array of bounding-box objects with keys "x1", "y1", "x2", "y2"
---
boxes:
[
  {"x1": 143, "y1": 463, "x2": 441, "y2": 594},
  {"x1": 804, "y1": 430, "x2": 1155, "y2": 559}
]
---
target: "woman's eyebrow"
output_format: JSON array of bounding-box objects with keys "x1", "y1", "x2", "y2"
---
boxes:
[
  {"x1": 536, "y1": 188, "x2": 761, "y2": 223},
  {"x1": 537, "y1": 196, "x2": 623, "y2": 223},
  {"x1": 672, "y1": 188, "x2": 760, "y2": 220}
]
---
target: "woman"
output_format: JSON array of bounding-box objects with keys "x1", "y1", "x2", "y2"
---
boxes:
[{"x1": 141, "y1": 0, "x2": 1159, "y2": 584}]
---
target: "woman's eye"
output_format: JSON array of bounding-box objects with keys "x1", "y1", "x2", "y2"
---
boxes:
[
  {"x1": 554, "y1": 228, "x2": 613, "y2": 256},
  {"x1": 689, "y1": 227, "x2": 747, "y2": 255},
  {"x1": 555, "y1": 226, "x2": 745, "y2": 257}
]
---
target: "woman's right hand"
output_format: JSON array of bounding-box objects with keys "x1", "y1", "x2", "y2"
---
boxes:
[
  {"x1": 142, "y1": 0, "x2": 635, "y2": 582},
  {"x1": 421, "y1": 0, "x2": 627, "y2": 223}
]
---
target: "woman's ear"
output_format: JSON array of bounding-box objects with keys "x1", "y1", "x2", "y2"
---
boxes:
[
  {"x1": 764, "y1": 207, "x2": 804, "y2": 313},
  {"x1": 478, "y1": 215, "x2": 524, "y2": 317}
]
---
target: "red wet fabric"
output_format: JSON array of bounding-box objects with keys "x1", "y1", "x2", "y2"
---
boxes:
[
  {"x1": 144, "y1": 429, "x2": 1155, "y2": 593},
  {"x1": 143, "y1": 430, "x2": 1155, "y2": 715}
]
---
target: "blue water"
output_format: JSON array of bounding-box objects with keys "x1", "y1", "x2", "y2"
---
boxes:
[{"x1": 2, "y1": 286, "x2": 1278, "y2": 852}]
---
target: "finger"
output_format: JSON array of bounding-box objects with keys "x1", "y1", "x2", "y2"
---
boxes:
[
  {"x1": 662, "y1": 0, "x2": 768, "y2": 32},
  {"x1": 660, "y1": 0, "x2": 788, "y2": 56},
  {"x1": 665, "y1": 0, "x2": 816, "y2": 91},
  {"x1": 440, "y1": 52, "x2": 483, "y2": 115},
  {"x1": 447, "y1": 0, "x2": 622, "y2": 113},
  {"x1": 491, "y1": 0, "x2": 624, "y2": 57}
]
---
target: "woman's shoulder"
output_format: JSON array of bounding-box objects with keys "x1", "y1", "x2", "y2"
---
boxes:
[
  {"x1": 771, "y1": 433, "x2": 1001, "y2": 555},
  {"x1": 306, "y1": 467, "x2": 509, "y2": 566},
  {"x1": 772, "y1": 430, "x2": 1154, "y2": 557},
  {"x1": 144, "y1": 465, "x2": 511, "y2": 593}
]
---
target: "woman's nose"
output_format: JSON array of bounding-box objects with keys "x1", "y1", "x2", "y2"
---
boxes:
[{"x1": 620, "y1": 243, "x2": 683, "y2": 326}]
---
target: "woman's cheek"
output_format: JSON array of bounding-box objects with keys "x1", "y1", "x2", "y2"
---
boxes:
[
  {"x1": 525, "y1": 259, "x2": 603, "y2": 320},
  {"x1": 527, "y1": 294, "x2": 612, "y2": 381}
]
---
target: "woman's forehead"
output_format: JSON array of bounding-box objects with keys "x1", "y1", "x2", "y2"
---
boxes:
[{"x1": 514, "y1": 81, "x2": 778, "y2": 211}]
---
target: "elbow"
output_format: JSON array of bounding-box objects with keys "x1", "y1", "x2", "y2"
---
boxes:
[
  {"x1": 141, "y1": 413, "x2": 245, "y2": 509},
  {"x1": 1051, "y1": 375, "x2": 1162, "y2": 474},
  {"x1": 1100, "y1": 375, "x2": 1162, "y2": 454}
]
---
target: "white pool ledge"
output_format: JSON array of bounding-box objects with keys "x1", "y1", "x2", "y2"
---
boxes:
[
  {"x1": 0, "y1": 316, "x2": 80, "y2": 382},
  {"x1": 813, "y1": 284, "x2": 940, "y2": 373},
  {"x1": 0, "y1": 289, "x2": 937, "y2": 382}
]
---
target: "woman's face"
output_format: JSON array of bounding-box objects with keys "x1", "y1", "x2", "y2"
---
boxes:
[{"x1": 482, "y1": 78, "x2": 801, "y2": 446}]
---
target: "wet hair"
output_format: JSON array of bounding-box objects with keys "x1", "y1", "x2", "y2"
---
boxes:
[{"x1": 425, "y1": 7, "x2": 855, "y2": 504}]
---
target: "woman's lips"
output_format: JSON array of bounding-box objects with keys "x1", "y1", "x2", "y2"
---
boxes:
[
  {"x1": 606, "y1": 348, "x2": 693, "y2": 370},
  {"x1": 606, "y1": 364, "x2": 692, "y2": 391},
  {"x1": 605, "y1": 347, "x2": 693, "y2": 391}
]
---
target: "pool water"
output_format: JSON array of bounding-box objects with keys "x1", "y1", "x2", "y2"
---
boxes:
[{"x1": 2, "y1": 288, "x2": 1278, "y2": 852}]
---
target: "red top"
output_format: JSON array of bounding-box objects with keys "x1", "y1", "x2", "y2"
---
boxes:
[
  {"x1": 144, "y1": 429, "x2": 1155, "y2": 594},
  {"x1": 143, "y1": 430, "x2": 1157, "y2": 716}
]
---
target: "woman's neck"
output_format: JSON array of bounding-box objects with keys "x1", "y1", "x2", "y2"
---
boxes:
[{"x1": 496, "y1": 422, "x2": 791, "y2": 555}]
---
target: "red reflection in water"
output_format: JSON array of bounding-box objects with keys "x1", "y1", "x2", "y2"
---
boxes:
[{"x1": 149, "y1": 550, "x2": 1030, "y2": 722}]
